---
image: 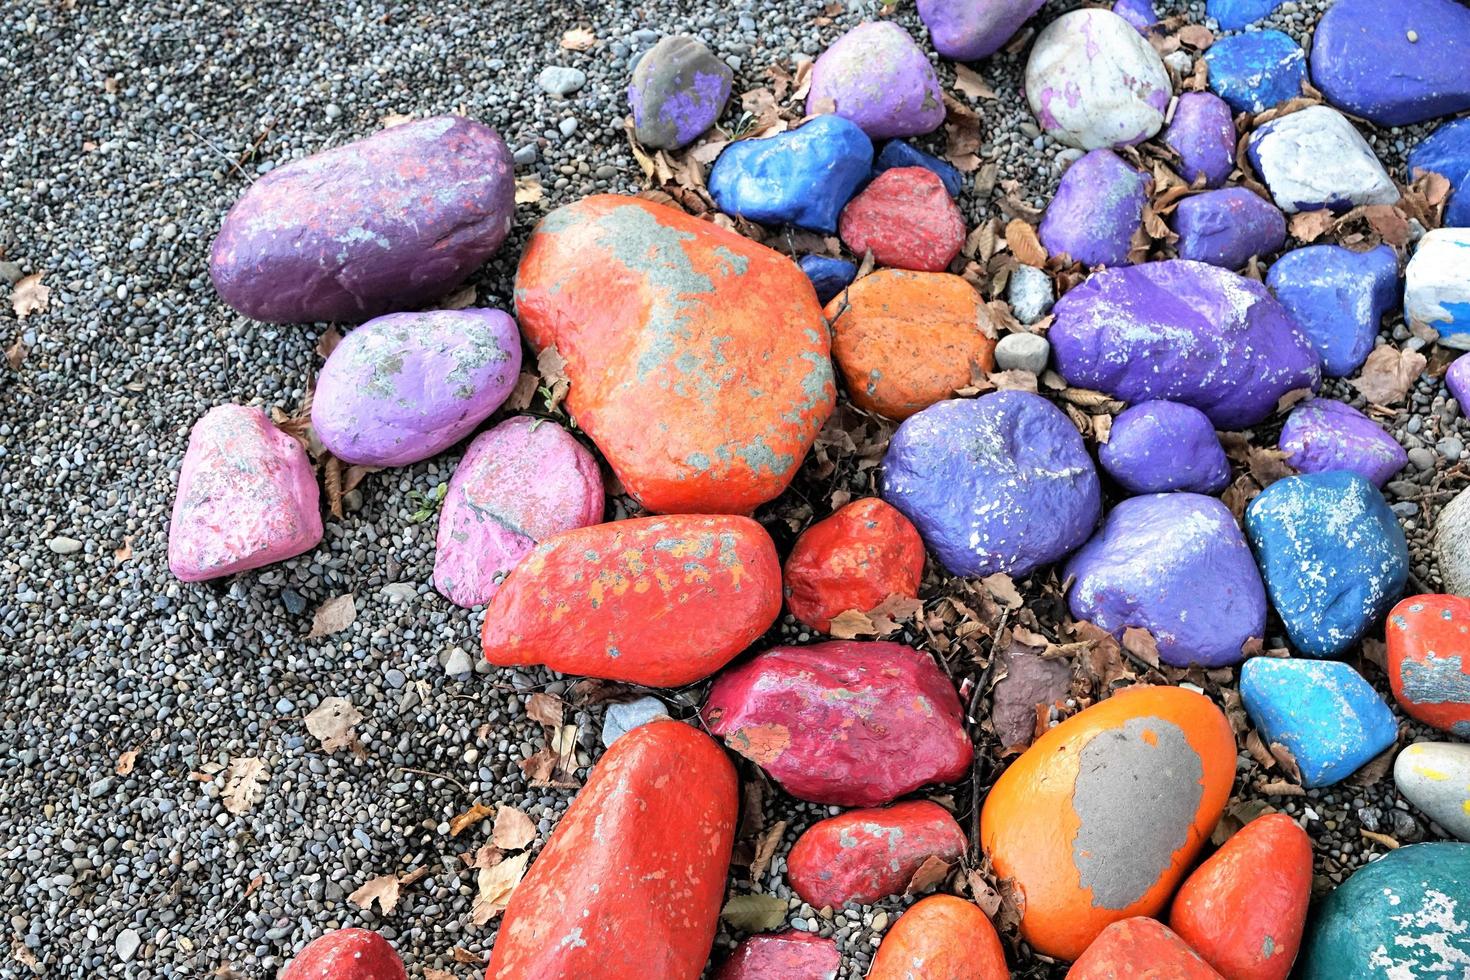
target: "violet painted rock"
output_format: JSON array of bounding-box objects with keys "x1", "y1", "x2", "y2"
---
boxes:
[
  {"x1": 1113, "y1": 0, "x2": 1158, "y2": 32},
  {"x1": 1409, "y1": 118, "x2": 1470, "y2": 227},
  {"x1": 806, "y1": 22, "x2": 945, "y2": 140},
  {"x1": 210, "y1": 116, "x2": 514, "y2": 324},
  {"x1": 1266, "y1": 244, "x2": 1400, "y2": 377},
  {"x1": 881, "y1": 391, "x2": 1102, "y2": 578},
  {"x1": 1450, "y1": 353, "x2": 1470, "y2": 409},
  {"x1": 1163, "y1": 92, "x2": 1237, "y2": 190},
  {"x1": 714, "y1": 933, "x2": 841, "y2": 980},
  {"x1": 1208, "y1": 0, "x2": 1287, "y2": 30},
  {"x1": 1405, "y1": 228, "x2": 1470, "y2": 350},
  {"x1": 433, "y1": 416, "x2": 604, "y2": 608},
  {"x1": 799, "y1": 254, "x2": 858, "y2": 305},
  {"x1": 310, "y1": 309, "x2": 521, "y2": 468},
  {"x1": 169, "y1": 405, "x2": 322, "y2": 582},
  {"x1": 1247, "y1": 106, "x2": 1399, "y2": 214},
  {"x1": 917, "y1": 0, "x2": 1045, "y2": 61},
  {"x1": 1097, "y1": 400, "x2": 1230, "y2": 495},
  {"x1": 1278, "y1": 398, "x2": 1407, "y2": 488},
  {"x1": 873, "y1": 140, "x2": 964, "y2": 198},
  {"x1": 1024, "y1": 9, "x2": 1172, "y2": 150},
  {"x1": 1066, "y1": 493, "x2": 1267, "y2": 668},
  {"x1": 709, "y1": 115, "x2": 874, "y2": 234},
  {"x1": 1172, "y1": 188, "x2": 1286, "y2": 270},
  {"x1": 1039, "y1": 149, "x2": 1149, "y2": 267},
  {"x1": 628, "y1": 35, "x2": 733, "y2": 151},
  {"x1": 1050, "y1": 260, "x2": 1321, "y2": 428},
  {"x1": 1203, "y1": 29, "x2": 1306, "y2": 114}
]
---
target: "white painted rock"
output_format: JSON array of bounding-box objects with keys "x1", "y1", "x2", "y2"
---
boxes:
[
  {"x1": 1246, "y1": 105, "x2": 1398, "y2": 214},
  {"x1": 1395, "y1": 742, "x2": 1470, "y2": 840},
  {"x1": 994, "y1": 332, "x2": 1051, "y2": 374},
  {"x1": 1436, "y1": 486, "x2": 1470, "y2": 598},
  {"x1": 1406, "y1": 228, "x2": 1470, "y2": 350}
]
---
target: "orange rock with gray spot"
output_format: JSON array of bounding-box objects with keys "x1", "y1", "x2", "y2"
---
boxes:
[
  {"x1": 1067, "y1": 917, "x2": 1223, "y2": 979},
  {"x1": 480, "y1": 515, "x2": 781, "y2": 687},
  {"x1": 783, "y1": 497, "x2": 926, "y2": 633},
  {"x1": 514, "y1": 194, "x2": 836, "y2": 514},
  {"x1": 867, "y1": 895, "x2": 1010, "y2": 980},
  {"x1": 786, "y1": 800, "x2": 967, "y2": 909}
]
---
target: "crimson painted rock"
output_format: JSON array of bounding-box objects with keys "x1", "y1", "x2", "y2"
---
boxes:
[
  {"x1": 981, "y1": 686, "x2": 1236, "y2": 961},
  {"x1": 786, "y1": 800, "x2": 967, "y2": 908},
  {"x1": 783, "y1": 497, "x2": 925, "y2": 633},
  {"x1": 169, "y1": 405, "x2": 322, "y2": 582},
  {"x1": 514, "y1": 195, "x2": 835, "y2": 514},
  {"x1": 481, "y1": 515, "x2": 780, "y2": 686},
  {"x1": 838, "y1": 168, "x2": 964, "y2": 273},
  {"x1": 1387, "y1": 594, "x2": 1470, "y2": 736},
  {"x1": 1068, "y1": 918, "x2": 1223, "y2": 979},
  {"x1": 279, "y1": 929, "x2": 406, "y2": 980},
  {"x1": 713, "y1": 933, "x2": 840, "y2": 980},
  {"x1": 867, "y1": 895, "x2": 1009, "y2": 980},
  {"x1": 486, "y1": 720, "x2": 737, "y2": 979},
  {"x1": 702, "y1": 641, "x2": 972, "y2": 806}
]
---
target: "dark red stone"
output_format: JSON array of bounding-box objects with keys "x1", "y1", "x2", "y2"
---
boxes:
[
  {"x1": 787, "y1": 800, "x2": 968, "y2": 908},
  {"x1": 713, "y1": 933, "x2": 841, "y2": 980},
  {"x1": 278, "y1": 929, "x2": 406, "y2": 980},
  {"x1": 838, "y1": 167, "x2": 965, "y2": 273}
]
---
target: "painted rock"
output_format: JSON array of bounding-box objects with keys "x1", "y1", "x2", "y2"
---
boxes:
[
  {"x1": 867, "y1": 895, "x2": 1009, "y2": 980},
  {"x1": 1265, "y1": 244, "x2": 1399, "y2": 377},
  {"x1": 1244, "y1": 471, "x2": 1408, "y2": 658},
  {"x1": 806, "y1": 22, "x2": 945, "y2": 140},
  {"x1": 1395, "y1": 742, "x2": 1470, "y2": 840},
  {"x1": 1437, "y1": 487, "x2": 1470, "y2": 598},
  {"x1": 168, "y1": 405, "x2": 322, "y2": 582},
  {"x1": 799, "y1": 254, "x2": 858, "y2": 305},
  {"x1": 980, "y1": 686, "x2": 1236, "y2": 961},
  {"x1": 993, "y1": 331, "x2": 1051, "y2": 374},
  {"x1": 1169, "y1": 813, "x2": 1313, "y2": 980},
  {"x1": 1069, "y1": 918, "x2": 1223, "y2": 979},
  {"x1": 1277, "y1": 398, "x2": 1406, "y2": 488},
  {"x1": 713, "y1": 933, "x2": 840, "y2": 980},
  {"x1": 1406, "y1": 228, "x2": 1470, "y2": 350},
  {"x1": 279, "y1": 929, "x2": 407, "y2": 980},
  {"x1": 827, "y1": 268, "x2": 995, "y2": 419},
  {"x1": 1208, "y1": 0, "x2": 1287, "y2": 30},
  {"x1": 1098, "y1": 400, "x2": 1230, "y2": 495},
  {"x1": 881, "y1": 391, "x2": 1102, "y2": 578},
  {"x1": 873, "y1": 140, "x2": 964, "y2": 198},
  {"x1": 628, "y1": 35, "x2": 733, "y2": 151},
  {"x1": 1113, "y1": 0, "x2": 1159, "y2": 32},
  {"x1": 1039, "y1": 149, "x2": 1150, "y2": 268},
  {"x1": 917, "y1": 0, "x2": 1045, "y2": 61},
  {"x1": 1409, "y1": 117, "x2": 1470, "y2": 227},
  {"x1": 480, "y1": 515, "x2": 780, "y2": 686},
  {"x1": 782, "y1": 497, "x2": 925, "y2": 633},
  {"x1": 1066, "y1": 493, "x2": 1268, "y2": 668},
  {"x1": 838, "y1": 168, "x2": 964, "y2": 273},
  {"x1": 1452, "y1": 354, "x2": 1470, "y2": 409},
  {"x1": 1050, "y1": 260, "x2": 1321, "y2": 429},
  {"x1": 1247, "y1": 106, "x2": 1398, "y2": 214},
  {"x1": 433, "y1": 416, "x2": 604, "y2": 608},
  {"x1": 786, "y1": 800, "x2": 968, "y2": 908},
  {"x1": 311, "y1": 309, "x2": 521, "y2": 467},
  {"x1": 210, "y1": 116, "x2": 513, "y2": 324},
  {"x1": 486, "y1": 720, "x2": 737, "y2": 979},
  {"x1": 514, "y1": 195, "x2": 835, "y2": 514},
  {"x1": 1009, "y1": 265, "x2": 1056, "y2": 324},
  {"x1": 992, "y1": 637, "x2": 1072, "y2": 749},
  {"x1": 1025, "y1": 9, "x2": 1172, "y2": 150},
  {"x1": 709, "y1": 115, "x2": 874, "y2": 234},
  {"x1": 1172, "y1": 188, "x2": 1286, "y2": 270},
  {"x1": 1203, "y1": 30, "x2": 1306, "y2": 114},
  {"x1": 702, "y1": 641, "x2": 972, "y2": 806},
  {"x1": 1387, "y1": 595, "x2": 1470, "y2": 735},
  {"x1": 1164, "y1": 92, "x2": 1238, "y2": 190}
]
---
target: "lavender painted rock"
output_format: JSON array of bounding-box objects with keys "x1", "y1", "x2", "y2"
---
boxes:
[
  {"x1": 1409, "y1": 118, "x2": 1470, "y2": 228},
  {"x1": 1278, "y1": 398, "x2": 1407, "y2": 488},
  {"x1": 1208, "y1": 0, "x2": 1287, "y2": 30},
  {"x1": 1113, "y1": 0, "x2": 1158, "y2": 32},
  {"x1": 311, "y1": 309, "x2": 521, "y2": 467},
  {"x1": 1163, "y1": 92, "x2": 1237, "y2": 189},
  {"x1": 881, "y1": 391, "x2": 1101, "y2": 578},
  {"x1": 709, "y1": 115, "x2": 873, "y2": 234},
  {"x1": 433, "y1": 417, "x2": 604, "y2": 608},
  {"x1": 1172, "y1": 188, "x2": 1286, "y2": 270},
  {"x1": 806, "y1": 22, "x2": 945, "y2": 140},
  {"x1": 1067, "y1": 493, "x2": 1267, "y2": 667},
  {"x1": 1039, "y1": 149, "x2": 1149, "y2": 267},
  {"x1": 1098, "y1": 400, "x2": 1230, "y2": 495},
  {"x1": 210, "y1": 116, "x2": 514, "y2": 324},
  {"x1": 1266, "y1": 244, "x2": 1400, "y2": 377},
  {"x1": 628, "y1": 35, "x2": 733, "y2": 151},
  {"x1": 1050, "y1": 260, "x2": 1321, "y2": 428},
  {"x1": 169, "y1": 405, "x2": 322, "y2": 582},
  {"x1": 916, "y1": 0, "x2": 1045, "y2": 61},
  {"x1": 1450, "y1": 354, "x2": 1470, "y2": 409},
  {"x1": 1204, "y1": 30, "x2": 1306, "y2": 113},
  {"x1": 1248, "y1": 106, "x2": 1399, "y2": 214}
]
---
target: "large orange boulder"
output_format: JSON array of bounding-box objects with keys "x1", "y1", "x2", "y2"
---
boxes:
[
  {"x1": 1067, "y1": 918, "x2": 1223, "y2": 979},
  {"x1": 481, "y1": 515, "x2": 781, "y2": 686},
  {"x1": 486, "y1": 719, "x2": 738, "y2": 979},
  {"x1": 783, "y1": 498, "x2": 926, "y2": 633},
  {"x1": 514, "y1": 194, "x2": 836, "y2": 514},
  {"x1": 867, "y1": 895, "x2": 1009, "y2": 980},
  {"x1": 786, "y1": 800, "x2": 967, "y2": 908}
]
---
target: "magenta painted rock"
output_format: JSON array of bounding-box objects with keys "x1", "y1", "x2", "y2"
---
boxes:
[
  {"x1": 210, "y1": 116, "x2": 514, "y2": 324},
  {"x1": 1164, "y1": 92, "x2": 1238, "y2": 190},
  {"x1": 702, "y1": 641, "x2": 973, "y2": 806},
  {"x1": 786, "y1": 800, "x2": 968, "y2": 909},
  {"x1": 713, "y1": 933, "x2": 840, "y2": 980},
  {"x1": 916, "y1": 0, "x2": 1045, "y2": 61},
  {"x1": 310, "y1": 309, "x2": 521, "y2": 467},
  {"x1": 1040, "y1": 149, "x2": 1149, "y2": 267},
  {"x1": 434, "y1": 416, "x2": 604, "y2": 608},
  {"x1": 1172, "y1": 188, "x2": 1287, "y2": 270},
  {"x1": 169, "y1": 405, "x2": 322, "y2": 582},
  {"x1": 1278, "y1": 398, "x2": 1407, "y2": 488},
  {"x1": 807, "y1": 22, "x2": 945, "y2": 140}
]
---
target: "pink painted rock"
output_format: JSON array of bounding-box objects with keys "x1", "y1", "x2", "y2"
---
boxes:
[
  {"x1": 839, "y1": 168, "x2": 965, "y2": 273},
  {"x1": 787, "y1": 800, "x2": 968, "y2": 908},
  {"x1": 169, "y1": 405, "x2": 322, "y2": 582},
  {"x1": 713, "y1": 933, "x2": 841, "y2": 980},
  {"x1": 279, "y1": 929, "x2": 406, "y2": 980},
  {"x1": 702, "y1": 641, "x2": 973, "y2": 805}
]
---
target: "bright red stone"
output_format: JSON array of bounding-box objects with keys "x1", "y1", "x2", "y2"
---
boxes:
[
  {"x1": 1067, "y1": 917, "x2": 1223, "y2": 979},
  {"x1": 783, "y1": 498, "x2": 926, "y2": 633},
  {"x1": 712, "y1": 933, "x2": 841, "y2": 980},
  {"x1": 1385, "y1": 594, "x2": 1470, "y2": 735},
  {"x1": 279, "y1": 929, "x2": 406, "y2": 980},
  {"x1": 786, "y1": 800, "x2": 967, "y2": 908},
  {"x1": 867, "y1": 895, "x2": 1009, "y2": 980},
  {"x1": 838, "y1": 167, "x2": 964, "y2": 273}
]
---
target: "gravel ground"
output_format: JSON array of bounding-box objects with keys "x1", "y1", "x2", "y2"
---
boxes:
[{"x1": 1, "y1": 0, "x2": 1464, "y2": 977}]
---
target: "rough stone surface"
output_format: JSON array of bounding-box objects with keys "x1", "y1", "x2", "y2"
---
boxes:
[
  {"x1": 1203, "y1": 30, "x2": 1307, "y2": 114},
  {"x1": 1277, "y1": 398, "x2": 1407, "y2": 488},
  {"x1": 713, "y1": 933, "x2": 841, "y2": 980},
  {"x1": 1409, "y1": 117, "x2": 1470, "y2": 227},
  {"x1": 709, "y1": 115, "x2": 874, "y2": 234},
  {"x1": 1395, "y1": 742, "x2": 1470, "y2": 841},
  {"x1": 1247, "y1": 106, "x2": 1399, "y2": 215},
  {"x1": 279, "y1": 929, "x2": 407, "y2": 980},
  {"x1": 866, "y1": 896, "x2": 1009, "y2": 980},
  {"x1": 799, "y1": 254, "x2": 859, "y2": 305},
  {"x1": 1171, "y1": 187, "x2": 1286, "y2": 270},
  {"x1": 1163, "y1": 92, "x2": 1237, "y2": 189},
  {"x1": 628, "y1": 35, "x2": 733, "y2": 150},
  {"x1": 806, "y1": 21, "x2": 945, "y2": 139},
  {"x1": 917, "y1": 0, "x2": 1046, "y2": 61},
  {"x1": 1039, "y1": 149, "x2": 1149, "y2": 267},
  {"x1": 1266, "y1": 244, "x2": 1400, "y2": 377},
  {"x1": 993, "y1": 331, "x2": 1051, "y2": 374},
  {"x1": 1405, "y1": 228, "x2": 1470, "y2": 350},
  {"x1": 838, "y1": 168, "x2": 965, "y2": 273},
  {"x1": 1438, "y1": 487, "x2": 1470, "y2": 598},
  {"x1": 1098, "y1": 400, "x2": 1230, "y2": 495},
  {"x1": 1068, "y1": 918, "x2": 1224, "y2": 980},
  {"x1": 1386, "y1": 595, "x2": 1470, "y2": 737},
  {"x1": 786, "y1": 801, "x2": 967, "y2": 909},
  {"x1": 782, "y1": 497, "x2": 926, "y2": 633},
  {"x1": 1008, "y1": 265, "x2": 1056, "y2": 324},
  {"x1": 872, "y1": 140, "x2": 964, "y2": 198}
]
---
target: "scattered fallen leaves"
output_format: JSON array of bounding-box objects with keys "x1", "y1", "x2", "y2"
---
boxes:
[
  {"x1": 1004, "y1": 219, "x2": 1047, "y2": 267},
  {"x1": 449, "y1": 802, "x2": 495, "y2": 837},
  {"x1": 4, "y1": 338, "x2": 26, "y2": 370},
  {"x1": 953, "y1": 64, "x2": 995, "y2": 101},
  {"x1": 307, "y1": 593, "x2": 357, "y2": 639},
  {"x1": 720, "y1": 893, "x2": 788, "y2": 932},
  {"x1": 536, "y1": 346, "x2": 571, "y2": 413},
  {"x1": 1121, "y1": 627, "x2": 1162, "y2": 669},
  {"x1": 492, "y1": 805, "x2": 537, "y2": 851},
  {"x1": 349, "y1": 874, "x2": 401, "y2": 915},
  {"x1": 11, "y1": 272, "x2": 49, "y2": 320},
  {"x1": 220, "y1": 757, "x2": 268, "y2": 815},
  {"x1": 10, "y1": 938, "x2": 40, "y2": 973},
  {"x1": 471, "y1": 851, "x2": 530, "y2": 924},
  {"x1": 1288, "y1": 209, "x2": 1337, "y2": 243},
  {"x1": 514, "y1": 177, "x2": 544, "y2": 205},
  {"x1": 749, "y1": 820, "x2": 787, "y2": 884},
  {"x1": 905, "y1": 855, "x2": 952, "y2": 895},
  {"x1": 1351, "y1": 346, "x2": 1428, "y2": 406},
  {"x1": 525, "y1": 693, "x2": 564, "y2": 728},
  {"x1": 304, "y1": 696, "x2": 364, "y2": 753},
  {"x1": 113, "y1": 536, "x2": 134, "y2": 562},
  {"x1": 559, "y1": 27, "x2": 596, "y2": 51},
  {"x1": 941, "y1": 94, "x2": 982, "y2": 173},
  {"x1": 116, "y1": 749, "x2": 139, "y2": 776}
]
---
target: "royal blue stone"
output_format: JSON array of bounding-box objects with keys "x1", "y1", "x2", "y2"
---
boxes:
[
  {"x1": 1266, "y1": 244, "x2": 1400, "y2": 377},
  {"x1": 872, "y1": 140, "x2": 964, "y2": 198},
  {"x1": 1098, "y1": 400, "x2": 1230, "y2": 495},
  {"x1": 798, "y1": 255, "x2": 857, "y2": 305},
  {"x1": 708, "y1": 115, "x2": 873, "y2": 234},
  {"x1": 1409, "y1": 118, "x2": 1470, "y2": 228},
  {"x1": 1204, "y1": 30, "x2": 1308, "y2": 114},
  {"x1": 1208, "y1": 0, "x2": 1287, "y2": 30}
]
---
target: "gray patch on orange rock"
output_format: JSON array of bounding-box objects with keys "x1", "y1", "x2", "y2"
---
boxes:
[{"x1": 1401, "y1": 652, "x2": 1470, "y2": 706}]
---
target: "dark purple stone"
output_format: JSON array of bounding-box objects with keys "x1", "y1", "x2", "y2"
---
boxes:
[
  {"x1": 1039, "y1": 149, "x2": 1149, "y2": 267},
  {"x1": 1172, "y1": 187, "x2": 1287, "y2": 270},
  {"x1": 916, "y1": 0, "x2": 1046, "y2": 61},
  {"x1": 628, "y1": 35, "x2": 734, "y2": 151},
  {"x1": 1450, "y1": 354, "x2": 1470, "y2": 409},
  {"x1": 1163, "y1": 92, "x2": 1237, "y2": 189},
  {"x1": 1278, "y1": 398, "x2": 1408, "y2": 488},
  {"x1": 1098, "y1": 400, "x2": 1230, "y2": 495}
]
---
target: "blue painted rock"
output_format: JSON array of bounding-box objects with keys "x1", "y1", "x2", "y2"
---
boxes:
[
  {"x1": 1265, "y1": 244, "x2": 1399, "y2": 377},
  {"x1": 1245, "y1": 471, "x2": 1408, "y2": 658},
  {"x1": 1395, "y1": 742, "x2": 1470, "y2": 840},
  {"x1": 1277, "y1": 398, "x2": 1407, "y2": 488},
  {"x1": 1386, "y1": 595, "x2": 1470, "y2": 736},
  {"x1": 1204, "y1": 30, "x2": 1306, "y2": 114},
  {"x1": 709, "y1": 116, "x2": 874, "y2": 234},
  {"x1": 1409, "y1": 117, "x2": 1470, "y2": 227},
  {"x1": 1098, "y1": 400, "x2": 1229, "y2": 495},
  {"x1": 786, "y1": 800, "x2": 967, "y2": 908},
  {"x1": 1050, "y1": 260, "x2": 1321, "y2": 429},
  {"x1": 798, "y1": 254, "x2": 858, "y2": 305},
  {"x1": 1248, "y1": 106, "x2": 1399, "y2": 214},
  {"x1": 1406, "y1": 228, "x2": 1470, "y2": 350},
  {"x1": 806, "y1": 22, "x2": 945, "y2": 140},
  {"x1": 872, "y1": 140, "x2": 964, "y2": 198},
  {"x1": 1066, "y1": 493, "x2": 1267, "y2": 668},
  {"x1": 881, "y1": 391, "x2": 1101, "y2": 578},
  {"x1": 1038, "y1": 149, "x2": 1149, "y2": 267},
  {"x1": 628, "y1": 35, "x2": 733, "y2": 151},
  {"x1": 1163, "y1": 92, "x2": 1237, "y2": 190},
  {"x1": 1450, "y1": 353, "x2": 1470, "y2": 409},
  {"x1": 1112, "y1": 0, "x2": 1158, "y2": 32},
  {"x1": 1172, "y1": 187, "x2": 1286, "y2": 270},
  {"x1": 714, "y1": 933, "x2": 841, "y2": 980},
  {"x1": 210, "y1": 116, "x2": 513, "y2": 324},
  {"x1": 1240, "y1": 658, "x2": 1397, "y2": 788},
  {"x1": 916, "y1": 0, "x2": 1045, "y2": 61},
  {"x1": 839, "y1": 168, "x2": 965, "y2": 273},
  {"x1": 1208, "y1": 0, "x2": 1287, "y2": 30}
]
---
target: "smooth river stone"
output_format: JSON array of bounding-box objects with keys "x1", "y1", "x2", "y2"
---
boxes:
[
  {"x1": 782, "y1": 497, "x2": 925, "y2": 634},
  {"x1": 1386, "y1": 595, "x2": 1470, "y2": 736},
  {"x1": 1395, "y1": 742, "x2": 1470, "y2": 841},
  {"x1": 1437, "y1": 487, "x2": 1470, "y2": 598},
  {"x1": 1098, "y1": 400, "x2": 1230, "y2": 495},
  {"x1": 1113, "y1": 0, "x2": 1159, "y2": 32},
  {"x1": 1039, "y1": 149, "x2": 1149, "y2": 267},
  {"x1": 628, "y1": 35, "x2": 733, "y2": 151},
  {"x1": 1266, "y1": 244, "x2": 1400, "y2": 377},
  {"x1": 280, "y1": 929, "x2": 406, "y2": 980},
  {"x1": 1208, "y1": 0, "x2": 1287, "y2": 30},
  {"x1": 714, "y1": 934, "x2": 840, "y2": 980},
  {"x1": 838, "y1": 167, "x2": 965, "y2": 273},
  {"x1": 1409, "y1": 117, "x2": 1470, "y2": 227},
  {"x1": 1203, "y1": 30, "x2": 1307, "y2": 114},
  {"x1": 1163, "y1": 92, "x2": 1237, "y2": 190},
  {"x1": 1172, "y1": 187, "x2": 1286, "y2": 270},
  {"x1": 873, "y1": 139, "x2": 964, "y2": 198},
  {"x1": 786, "y1": 801, "x2": 967, "y2": 909},
  {"x1": 1247, "y1": 105, "x2": 1399, "y2": 214},
  {"x1": 867, "y1": 896, "x2": 1010, "y2": 980},
  {"x1": 1451, "y1": 354, "x2": 1470, "y2": 409},
  {"x1": 1277, "y1": 398, "x2": 1406, "y2": 488},
  {"x1": 1069, "y1": 918, "x2": 1223, "y2": 980},
  {"x1": 1406, "y1": 228, "x2": 1470, "y2": 350},
  {"x1": 916, "y1": 0, "x2": 1045, "y2": 61},
  {"x1": 806, "y1": 22, "x2": 945, "y2": 140},
  {"x1": 708, "y1": 115, "x2": 874, "y2": 234}
]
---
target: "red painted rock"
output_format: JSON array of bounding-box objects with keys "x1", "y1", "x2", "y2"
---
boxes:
[
  {"x1": 1386, "y1": 594, "x2": 1470, "y2": 736},
  {"x1": 1169, "y1": 813, "x2": 1312, "y2": 980},
  {"x1": 838, "y1": 168, "x2": 964, "y2": 273},
  {"x1": 786, "y1": 800, "x2": 967, "y2": 908},
  {"x1": 702, "y1": 641, "x2": 972, "y2": 805},
  {"x1": 515, "y1": 194, "x2": 836, "y2": 514},
  {"x1": 1067, "y1": 917, "x2": 1223, "y2": 979},
  {"x1": 713, "y1": 933, "x2": 841, "y2": 980},
  {"x1": 486, "y1": 719, "x2": 738, "y2": 979},
  {"x1": 279, "y1": 929, "x2": 406, "y2": 980},
  {"x1": 481, "y1": 515, "x2": 780, "y2": 686},
  {"x1": 783, "y1": 498, "x2": 926, "y2": 633},
  {"x1": 867, "y1": 895, "x2": 1009, "y2": 980}
]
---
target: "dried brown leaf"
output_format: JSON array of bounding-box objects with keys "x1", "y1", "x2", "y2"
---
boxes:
[
  {"x1": 349, "y1": 874, "x2": 401, "y2": 915},
  {"x1": 116, "y1": 749, "x2": 139, "y2": 776},
  {"x1": 514, "y1": 177, "x2": 544, "y2": 205},
  {"x1": 525, "y1": 693, "x2": 564, "y2": 729},
  {"x1": 493, "y1": 805, "x2": 537, "y2": 851},
  {"x1": 905, "y1": 855, "x2": 952, "y2": 895},
  {"x1": 749, "y1": 819, "x2": 787, "y2": 883},
  {"x1": 1362, "y1": 829, "x2": 1401, "y2": 850},
  {"x1": 472, "y1": 851, "x2": 529, "y2": 924},
  {"x1": 308, "y1": 594, "x2": 356, "y2": 639},
  {"x1": 953, "y1": 64, "x2": 996, "y2": 101},
  {"x1": 220, "y1": 757, "x2": 268, "y2": 815},
  {"x1": 11, "y1": 272, "x2": 49, "y2": 320},
  {"x1": 449, "y1": 802, "x2": 495, "y2": 837},
  {"x1": 304, "y1": 696, "x2": 363, "y2": 753},
  {"x1": 559, "y1": 27, "x2": 596, "y2": 51},
  {"x1": 536, "y1": 345, "x2": 571, "y2": 413},
  {"x1": 1351, "y1": 346, "x2": 1428, "y2": 406},
  {"x1": 1005, "y1": 219, "x2": 1047, "y2": 267},
  {"x1": 4, "y1": 338, "x2": 26, "y2": 370}
]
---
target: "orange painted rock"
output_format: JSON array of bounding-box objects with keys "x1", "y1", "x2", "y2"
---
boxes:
[
  {"x1": 867, "y1": 895, "x2": 1009, "y2": 980},
  {"x1": 1386, "y1": 594, "x2": 1470, "y2": 736},
  {"x1": 712, "y1": 933, "x2": 841, "y2": 979},
  {"x1": 481, "y1": 515, "x2": 781, "y2": 686},
  {"x1": 786, "y1": 800, "x2": 967, "y2": 908},
  {"x1": 980, "y1": 686, "x2": 1236, "y2": 961},
  {"x1": 783, "y1": 498, "x2": 926, "y2": 633},
  {"x1": 279, "y1": 929, "x2": 406, "y2": 980},
  {"x1": 514, "y1": 194, "x2": 836, "y2": 514},
  {"x1": 826, "y1": 269, "x2": 995, "y2": 420},
  {"x1": 486, "y1": 719, "x2": 738, "y2": 979},
  {"x1": 1067, "y1": 917, "x2": 1223, "y2": 979},
  {"x1": 1169, "y1": 813, "x2": 1312, "y2": 980}
]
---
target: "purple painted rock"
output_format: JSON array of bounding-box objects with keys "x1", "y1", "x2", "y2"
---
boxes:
[
  {"x1": 1278, "y1": 398, "x2": 1407, "y2": 488},
  {"x1": 169, "y1": 405, "x2": 322, "y2": 582},
  {"x1": 916, "y1": 0, "x2": 1046, "y2": 61},
  {"x1": 433, "y1": 417, "x2": 604, "y2": 608},
  {"x1": 1164, "y1": 92, "x2": 1237, "y2": 190},
  {"x1": 1172, "y1": 188, "x2": 1287, "y2": 270},
  {"x1": 714, "y1": 933, "x2": 840, "y2": 980},
  {"x1": 806, "y1": 22, "x2": 945, "y2": 140},
  {"x1": 1050, "y1": 260, "x2": 1322, "y2": 429},
  {"x1": 1066, "y1": 493, "x2": 1268, "y2": 668},
  {"x1": 210, "y1": 116, "x2": 514, "y2": 324},
  {"x1": 310, "y1": 309, "x2": 521, "y2": 467},
  {"x1": 628, "y1": 35, "x2": 733, "y2": 151},
  {"x1": 1450, "y1": 354, "x2": 1470, "y2": 409},
  {"x1": 1039, "y1": 149, "x2": 1149, "y2": 267},
  {"x1": 1098, "y1": 400, "x2": 1230, "y2": 495},
  {"x1": 1113, "y1": 0, "x2": 1159, "y2": 32}
]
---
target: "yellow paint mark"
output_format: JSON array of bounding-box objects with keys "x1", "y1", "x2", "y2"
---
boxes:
[{"x1": 1413, "y1": 764, "x2": 1451, "y2": 782}]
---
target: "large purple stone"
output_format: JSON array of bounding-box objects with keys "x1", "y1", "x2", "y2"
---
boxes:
[
  {"x1": 1172, "y1": 187, "x2": 1287, "y2": 270},
  {"x1": 1278, "y1": 398, "x2": 1408, "y2": 488},
  {"x1": 1039, "y1": 149, "x2": 1149, "y2": 268},
  {"x1": 915, "y1": 0, "x2": 1046, "y2": 61},
  {"x1": 1098, "y1": 400, "x2": 1230, "y2": 495},
  {"x1": 1163, "y1": 92, "x2": 1237, "y2": 189},
  {"x1": 806, "y1": 22, "x2": 945, "y2": 140}
]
